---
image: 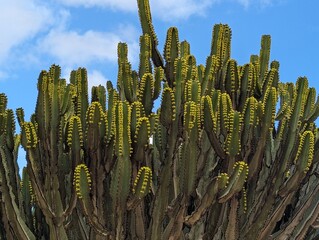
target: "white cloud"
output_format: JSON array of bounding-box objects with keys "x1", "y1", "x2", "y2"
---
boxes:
[
  {"x1": 56, "y1": 0, "x2": 278, "y2": 21},
  {"x1": 234, "y1": 0, "x2": 279, "y2": 8},
  {"x1": 57, "y1": 0, "x2": 137, "y2": 11},
  {"x1": 39, "y1": 29, "x2": 120, "y2": 65},
  {"x1": 37, "y1": 24, "x2": 139, "y2": 69},
  {"x1": 0, "y1": 71, "x2": 8, "y2": 81},
  {"x1": 236, "y1": 0, "x2": 250, "y2": 8},
  {"x1": 88, "y1": 70, "x2": 109, "y2": 89},
  {"x1": 150, "y1": 0, "x2": 215, "y2": 20},
  {"x1": 57, "y1": 0, "x2": 217, "y2": 20},
  {"x1": 86, "y1": 70, "x2": 110, "y2": 100},
  {"x1": 0, "y1": 0, "x2": 54, "y2": 62}
]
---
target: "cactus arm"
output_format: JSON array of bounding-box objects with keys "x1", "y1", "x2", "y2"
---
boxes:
[
  {"x1": 273, "y1": 78, "x2": 309, "y2": 192},
  {"x1": 241, "y1": 97, "x2": 258, "y2": 154},
  {"x1": 48, "y1": 68, "x2": 66, "y2": 229},
  {"x1": 61, "y1": 83, "x2": 75, "y2": 115},
  {"x1": 138, "y1": 73, "x2": 154, "y2": 115},
  {"x1": 243, "y1": 132, "x2": 314, "y2": 239},
  {"x1": 162, "y1": 195, "x2": 187, "y2": 240},
  {"x1": 20, "y1": 167, "x2": 35, "y2": 232},
  {"x1": 185, "y1": 173, "x2": 228, "y2": 226},
  {"x1": 173, "y1": 57, "x2": 187, "y2": 117},
  {"x1": 0, "y1": 146, "x2": 35, "y2": 240},
  {"x1": 164, "y1": 27, "x2": 179, "y2": 86},
  {"x1": 248, "y1": 87, "x2": 276, "y2": 179},
  {"x1": 225, "y1": 110, "x2": 241, "y2": 158},
  {"x1": 256, "y1": 192, "x2": 294, "y2": 240},
  {"x1": 117, "y1": 43, "x2": 134, "y2": 102},
  {"x1": 210, "y1": 24, "x2": 231, "y2": 66},
  {"x1": 74, "y1": 164, "x2": 114, "y2": 238},
  {"x1": 49, "y1": 66, "x2": 61, "y2": 158},
  {"x1": 271, "y1": 182, "x2": 319, "y2": 239},
  {"x1": 149, "y1": 116, "x2": 180, "y2": 239},
  {"x1": 139, "y1": 34, "x2": 152, "y2": 78},
  {"x1": 218, "y1": 161, "x2": 249, "y2": 203},
  {"x1": 304, "y1": 89, "x2": 319, "y2": 122},
  {"x1": 153, "y1": 67, "x2": 163, "y2": 101},
  {"x1": 218, "y1": 93, "x2": 233, "y2": 138},
  {"x1": 127, "y1": 166, "x2": 152, "y2": 211},
  {"x1": 22, "y1": 137, "x2": 69, "y2": 239},
  {"x1": 130, "y1": 101, "x2": 145, "y2": 137},
  {"x1": 74, "y1": 164, "x2": 92, "y2": 212},
  {"x1": 258, "y1": 35, "x2": 271, "y2": 85},
  {"x1": 106, "y1": 81, "x2": 118, "y2": 143},
  {"x1": 180, "y1": 40, "x2": 190, "y2": 57},
  {"x1": 238, "y1": 64, "x2": 256, "y2": 111},
  {"x1": 85, "y1": 102, "x2": 105, "y2": 152},
  {"x1": 201, "y1": 55, "x2": 219, "y2": 96},
  {"x1": 202, "y1": 96, "x2": 226, "y2": 159},
  {"x1": 278, "y1": 131, "x2": 314, "y2": 196},
  {"x1": 1, "y1": 110, "x2": 21, "y2": 204},
  {"x1": 84, "y1": 102, "x2": 107, "y2": 226},
  {"x1": 20, "y1": 122, "x2": 54, "y2": 217},
  {"x1": 148, "y1": 147, "x2": 173, "y2": 240},
  {"x1": 225, "y1": 197, "x2": 239, "y2": 240},
  {"x1": 262, "y1": 87, "x2": 277, "y2": 131},
  {"x1": 179, "y1": 101, "x2": 200, "y2": 197},
  {"x1": 303, "y1": 87, "x2": 316, "y2": 119},
  {"x1": 132, "y1": 117, "x2": 151, "y2": 162},
  {"x1": 159, "y1": 87, "x2": 176, "y2": 128},
  {"x1": 110, "y1": 101, "x2": 132, "y2": 238},
  {"x1": 224, "y1": 59, "x2": 239, "y2": 106},
  {"x1": 262, "y1": 68, "x2": 279, "y2": 94},
  {"x1": 70, "y1": 68, "x2": 89, "y2": 128},
  {"x1": 137, "y1": 0, "x2": 163, "y2": 67},
  {"x1": 91, "y1": 85, "x2": 107, "y2": 111},
  {"x1": 185, "y1": 78, "x2": 201, "y2": 104},
  {"x1": 64, "y1": 115, "x2": 83, "y2": 218}
]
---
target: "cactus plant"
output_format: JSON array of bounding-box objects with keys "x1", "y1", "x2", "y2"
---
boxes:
[{"x1": 1, "y1": 0, "x2": 319, "y2": 239}]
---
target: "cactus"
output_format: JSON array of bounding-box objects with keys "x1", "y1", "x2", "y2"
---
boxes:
[{"x1": 0, "y1": 0, "x2": 319, "y2": 239}]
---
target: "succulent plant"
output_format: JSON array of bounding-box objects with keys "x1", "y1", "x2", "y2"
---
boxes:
[{"x1": 0, "y1": 0, "x2": 319, "y2": 239}]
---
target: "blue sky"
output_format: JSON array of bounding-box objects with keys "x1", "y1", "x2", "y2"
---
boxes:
[{"x1": 1, "y1": 0, "x2": 319, "y2": 171}]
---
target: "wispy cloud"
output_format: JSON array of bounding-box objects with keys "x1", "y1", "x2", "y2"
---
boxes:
[
  {"x1": 0, "y1": 0, "x2": 139, "y2": 80},
  {"x1": 88, "y1": 70, "x2": 109, "y2": 87},
  {"x1": 56, "y1": 0, "x2": 279, "y2": 21},
  {"x1": 234, "y1": 0, "x2": 280, "y2": 8},
  {"x1": 0, "y1": 0, "x2": 54, "y2": 62},
  {"x1": 0, "y1": 71, "x2": 8, "y2": 81},
  {"x1": 37, "y1": 24, "x2": 139, "y2": 70},
  {"x1": 150, "y1": 0, "x2": 216, "y2": 20},
  {"x1": 38, "y1": 29, "x2": 121, "y2": 66},
  {"x1": 56, "y1": 0, "x2": 137, "y2": 11},
  {"x1": 0, "y1": 0, "x2": 280, "y2": 83},
  {"x1": 57, "y1": 0, "x2": 217, "y2": 20}
]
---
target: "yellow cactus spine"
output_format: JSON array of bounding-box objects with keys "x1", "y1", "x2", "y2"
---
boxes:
[
  {"x1": 132, "y1": 166, "x2": 152, "y2": 198},
  {"x1": 294, "y1": 130, "x2": 315, "y2": 173},
  {"x1": 160, "y1": 87, "x2": 176, "y2": 127},
  {"x1": 184, "y1": 101, "x2": 197, "y2": 131},
  {"x1": 21, "y1": 122, "x2": 38, "y2": 149},
  {"x1": 73, "y1": 164, "x2": 92, "y2": 199},
  {"x1": 134, "y1": 116, "x2": 151, "y2": 146},
  {"x1": 87, "y1": 102, "x2": 105, "y2": 125},
  {"x1": 67, "y1": 115, "x2": 83, "y2": 147},
  {"x1": 217, "y1": 173, "x2": 229, "y2": 190},
  {"x1": 164, "y1": 27, "x2": 179, "y2": 64},
  {"x1": 225, "y1": 111, "x2": 242, "y2": 157},
  {"x1": 233, "y1": 161, "x2": 249, "y2": 179}
]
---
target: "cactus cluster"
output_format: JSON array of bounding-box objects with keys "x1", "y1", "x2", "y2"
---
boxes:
[{"x1": 1, "y1": 0, "x2": 319, "y2": 239}]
